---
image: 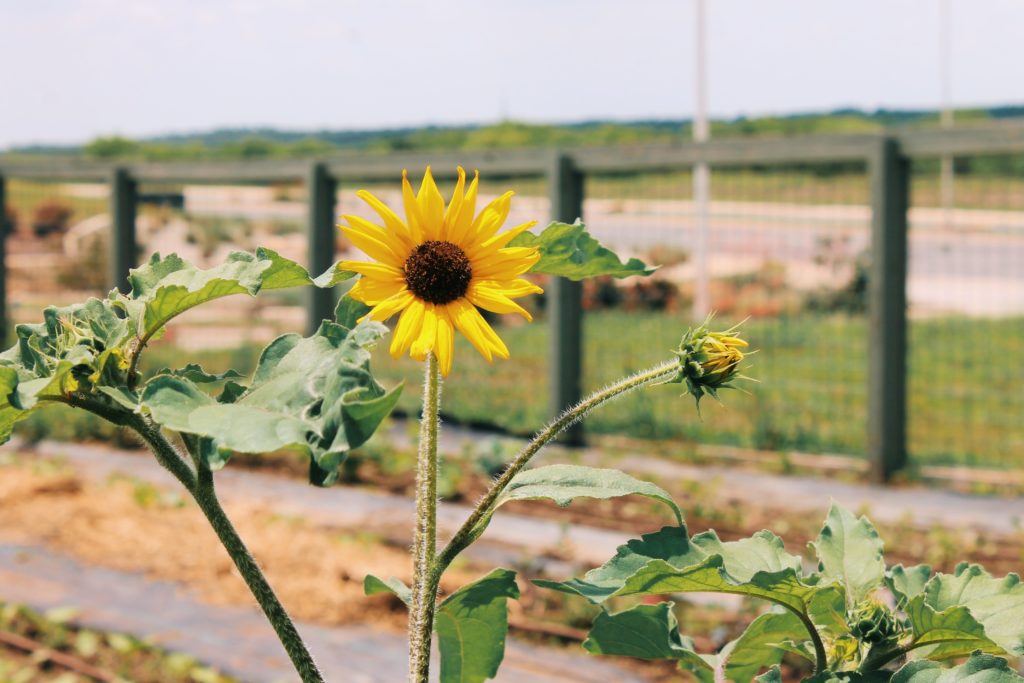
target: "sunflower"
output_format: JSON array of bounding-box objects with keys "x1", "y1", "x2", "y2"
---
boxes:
[{"x1": 339, "y1": 167, "x2": 543, "y2": 376}]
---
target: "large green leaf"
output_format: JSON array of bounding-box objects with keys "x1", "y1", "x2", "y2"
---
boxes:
[
  {"x1": 493, "y1": 463, "x2": 680, "y2": 523},
  {"x1": 436, "y1": 569, "x2": 520, "y2": 683},
  {"x1": 803, "y1": 673, "x2": 891, "y2": 683},
  {"x1": 537, "y1": 523, "x2": 831, "y2": 622},
  {"x1": 466, "y1": 465, "x2": 682, "y2": 550},
  {"x1": 887, "y1": 565, "x2": 933, "y2": 605},
  {"x1": 582, "y1": 602, "x2": 712, "y2": 675},
  {"x1": 141, "y1": 319, "x2": 401, "y2": 482},
  {"x1": 534, "y1": 526, "x2": 705, "y2": 604},
  {"x1": 713, "y1": 610, "x2": 809, "y2": 682},
  {"x1": 903, "y1": 596, "x2": 1000, "y2": 660},
  {"x1": 810, "y1": 503, "x2": 886, "y2": 607},
  {"x1": 510, "y1": 221, "x2": 655, "y2": 280},
  {"x1": 917, "y1": 564, "x2": 1024, "y2": 657},
  {"x1": 890, "y1": 653, "x2": 1024, "y2": 682},
  {"x1": 113, "y1": 248, "x2": 313, "y2": 344}
]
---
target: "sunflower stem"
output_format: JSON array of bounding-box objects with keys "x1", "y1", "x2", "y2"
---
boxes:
[
  {"x1": 434, "y1": 358, "x2": 681, "y2": 575},
  {"x1": 409, "y1": 353, "x2": 441, "y2": 683}
]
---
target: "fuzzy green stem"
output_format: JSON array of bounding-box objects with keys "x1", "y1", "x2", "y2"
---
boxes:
[
  {"x1": 435, "y1": 359, "x2": 680, "y2": 575},
  {"x1": 191, "y1": 466, "x2": 324, "y2": 682},
  {"x1": 409, "y1": 353, "x2": 441, "y2": 683},
  {"x1": 127, "y1": 415, "x2": 323, "y2": 682},
  {"x1": 792, "y1": 608, "x2": 828, "y2": 676}
]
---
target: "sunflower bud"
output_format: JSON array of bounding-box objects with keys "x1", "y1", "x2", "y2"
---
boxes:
[
  {"x1": 669, "y1": 318, "x2": 750, "y2": 407},
  {"x1": 849, "y1": 602, "x2": 902, "y2": 646}
]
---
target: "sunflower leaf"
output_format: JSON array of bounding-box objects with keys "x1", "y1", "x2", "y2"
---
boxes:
[
  {"x1": 510, "y1": 220, "x2": 655, "y2": 280},
  {"x1": 141, "y1": 319, "x2": 400, "y2": 479},
  {"x1": 467, "y1": 465, "x2": 682, "y2": 553},
  {"x1": 890, "y1": 652, "x2": 1024, "y2": 682},
  {"x1": 0, "y1": 298, "x2": 135, "y2": 442},
  {"x1": 911, "y1": 564, "x2": 1024, "y2": 658},
  {"x1": 810, "y1": 503, "x2": 886, "y2": 607},
  {"x1": 363, "y1": 574, "x2": 412, "y2": 608},
  {"x1": 903, "y1": 596, "x2": 1000, "y2": 660},
  {"x1": 436, "y1": 568, "x2": 519, "y2": 683},
  {"x1": 583, "y1": 602, "x2": 712, "y2": 676},
  {"x1": 111, "y1": 248, "x2": 313, "y2": 344}
]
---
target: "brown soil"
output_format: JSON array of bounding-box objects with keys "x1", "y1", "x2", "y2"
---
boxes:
[
  {"x1": 240, "y1": 448, "x2": 1024, "y2": 577},
  {"x1": 0, "y1": 458, "x2": 477, "y2": 633}
]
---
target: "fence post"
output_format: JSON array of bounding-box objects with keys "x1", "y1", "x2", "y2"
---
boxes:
[
  {"x1": 867, "y1": 137, "x2": 910, "y2": 482},
  {"x1": 109, "y1": 167, "x2": 137, "y2": 294},
  {"x1": 547, "y1": 153, "x2": 585, "y2": 445},
  {"x1": 307, "y1": 162, "x2": 338, "y2": 334},
  {"x1": 0, "y1": 174, "x2": 7, "y2": 344}
]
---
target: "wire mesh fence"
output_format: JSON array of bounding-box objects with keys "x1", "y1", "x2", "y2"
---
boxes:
[
  {"x1": 4, "y1": 128, "x2": 1024, "y2": 474},
  {"x1": 906, "y1": 156, "x2": 1024, "y2": 468},
  {"x1": 581, "y1": 165, "x2": 873, "y2": 456}
]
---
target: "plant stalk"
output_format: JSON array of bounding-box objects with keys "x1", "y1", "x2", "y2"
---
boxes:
[
  {"x1": 435, "y1": 359, "x2": 680, "y2": 575},
  {"x1": 129, "y1": 415, "x2": 324, "y2": 682},
  {"x1": 409, "y1": 353, "x2": 441, "y2": 683}
]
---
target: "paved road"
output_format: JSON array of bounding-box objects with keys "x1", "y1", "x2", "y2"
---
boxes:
[{"x1": 184, "y1": 188, "x2": 1024, "y2": 316}]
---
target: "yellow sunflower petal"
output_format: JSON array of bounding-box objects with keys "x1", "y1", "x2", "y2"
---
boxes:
[
  {"x1": 468, "y1": 220, "x2": 538, "y2": 259},
  {"x1": 481, "y1": 278, "x2": 544, "y2": 299},
  {"x1": 448, "y1": 170, "x2": 480, "y2": 246},
  {"x1": 416, "y1": 167, "x2": 445, "y2": 241},
  {"x1": 339, "y1": 260, "x2": 405, "y2": 282},
  {"x1": 471, "y1": 247, "x2": 541, "y2": 280},
  {"x1": 402, "y1": 169, "x2": 425, "y2": 243},
  {"x1": 365, "y1": 290, "x2": 415, "y2": 322},
  {"x1": 356, "y1": 190, "x2": 415, "y2": 247},
  {"x1": 450, "y1": 299, "x2": 510, "y2": 361},
  {"x1": 348, "y1": 276, "x2": 407, "y2": 305},
  {"x1": 435, "y1": 306, "x2": 455, "y2": 377},
  {"x1": 340, "y1": 222, "x2": 405, "y2": 267},
  {"x1": 467, "y1": 281, "x2": 533, "y2": 321},
  {"x1": 469, "y1": 191, "x2": 514, "y2": 243},
  {"x1": 390, "y1": 299, "x2": 425, "y2": 358},
  {"x1": 410, "y1": 304, "x2": 439, "y2": 361},
  {"x1": 443, "y1": 167, "x2": 466, "y2": 240}
]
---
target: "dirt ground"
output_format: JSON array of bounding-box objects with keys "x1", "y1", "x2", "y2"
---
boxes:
[{"x1": 0, "y1": 457, "x2": 478, "y2": 633}]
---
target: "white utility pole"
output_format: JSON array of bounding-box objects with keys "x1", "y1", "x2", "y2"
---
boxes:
[
  {"x1": 692, "y1": 0, "x2": 711, "y2": 319},
  {"x1": 940, "y1": 0, "x2": 954, "y2": 228}
]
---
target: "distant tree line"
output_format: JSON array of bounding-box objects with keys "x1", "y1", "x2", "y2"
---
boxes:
[{"x1": 8, "y1": 105, "x2": 1024, "y2": 177}]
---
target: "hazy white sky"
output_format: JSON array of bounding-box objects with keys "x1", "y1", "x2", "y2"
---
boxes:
[{"x1": 2, "y1": 0, "x2": 1022, "y2": 148}]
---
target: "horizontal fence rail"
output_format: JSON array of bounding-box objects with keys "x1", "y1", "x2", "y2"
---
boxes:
[{"x1": 4, "y1": 122, "x2": 1024, "y2": 481}]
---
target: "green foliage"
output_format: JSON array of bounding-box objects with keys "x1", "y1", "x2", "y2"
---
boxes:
[
  {"x1": 889, "y1": 653, "x2": 1024, "y2": 682},
  {"x1": 512, "y1": 221, "x2": 655, "y2": 280},
  {"x1": 811, "y1": 504, "x2": 886, "y2": 607},
  {"x1": 363, "y1": 575, "x2": 412, "y2": 607},
  {"x1": 536, "y1": 504, "x2": 1024, "y2": 681},
  {"x1": 0, "y1": 249, "x2": 397, "y2": 486},
  {"x1": 435, "y1": 569, "x2": 520, "y2": 683},
  {"x1": 142, "y1": 319, "x2": 400, "y2": 484}
]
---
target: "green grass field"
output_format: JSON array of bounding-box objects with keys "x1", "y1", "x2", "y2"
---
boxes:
[
  {"x1": 13, "y1": 311, "x2": 1022, "y2": 470},
  {"x1": 373, "y1": 312, "x2": 1024, "y2": 470}
]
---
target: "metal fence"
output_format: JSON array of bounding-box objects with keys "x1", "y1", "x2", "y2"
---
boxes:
[{"x1": 4, "y1": 123, "x2": 1024, "y2": 481}]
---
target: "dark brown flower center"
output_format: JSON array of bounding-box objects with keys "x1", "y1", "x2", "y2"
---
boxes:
[{"x1": 404, "y1": 240, "x2": 473, "y2": 304}]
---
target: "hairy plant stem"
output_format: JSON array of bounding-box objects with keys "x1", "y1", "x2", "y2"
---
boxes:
[
  {"x1": 435, "y1": 359, "x2": 681, "y2": 576},
  {"x1": 90, "y1": 407, "x2": 324, "y2": 683},
  {"x1": 409, "y1": 353, "x2": 441, "y2": 683}
]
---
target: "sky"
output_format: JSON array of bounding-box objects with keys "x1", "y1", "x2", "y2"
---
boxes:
[{"x1": 2, "y1": 0, "x2": 1023, "y2": 149}]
